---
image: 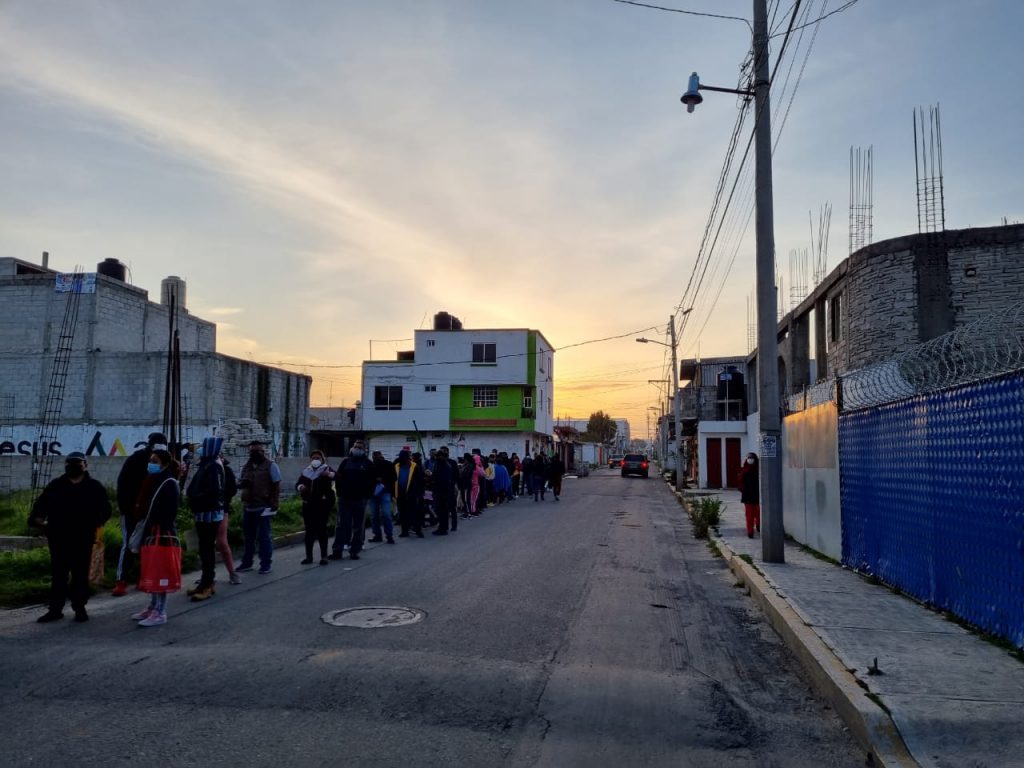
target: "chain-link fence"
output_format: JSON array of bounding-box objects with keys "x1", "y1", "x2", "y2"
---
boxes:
[{"x1": 839, "y1": 302, "x2": 1024, "y2": 411}]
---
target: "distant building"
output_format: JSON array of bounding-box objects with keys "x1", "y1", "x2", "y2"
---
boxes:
[
  {"x1": 361, "y1": 312, "x2": 554, "y2": 458},
  {"x1": 0, "y1": 256, "x2": 310, "y2": 458},
  {"x1": 679, "y1": 356, "x2": 750, "y2": 489},
  {"x1": 553, "y1": 418, "x2": 630, "y2": 451}
]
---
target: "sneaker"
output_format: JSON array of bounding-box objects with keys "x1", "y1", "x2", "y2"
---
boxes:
[
  {"x1": 111, "y1": 580, "x2": 128, "y2": 597},
  {"x1": 236, "y1": 563, "x2": 254, "y2": 572},
  {"x1": 131, "y1": 608, "x2": 155, "y2": 621},
  {"x1": 190, "y1": 586, "x2": 215, "y2": 602},
  {"x1": 138, "y1": 612, "x2": 167, "y2": 627},
  {"x1": 369, "y1": 536, "x2": 383, "y2": 543},
  {"x1": 327, "y1": 552, "x2": 343, "y2": 560},
  {"x1": 36, "y1": 610, "x2": 63, "y2": 623},
  {"x1": 258, "y1": 567, "x2": 272, "y2": 575},
  {"x1": 386, "y1": 537, "x2": 395, "y2": 544},
  {"x1": 348, "y1": 552, "x2": 360, "y2": 560},
  {"x1": 300, "y1": 557, "x2": 313, "y2": 565},
  {"x1": 73, "y1": 608, "x2": 89, "y2": 623},
  {"x1": 228, "y1": 572, "x2": 243, "y2": 585},
  {"x1": 319, "y1": 558, "x2": 329, "y2": 566}
]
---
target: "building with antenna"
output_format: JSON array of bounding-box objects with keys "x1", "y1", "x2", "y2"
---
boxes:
[
  {"x1": 360, "y1": 312, "x2": 555, "y2": 458},
  {"x1": 0, "y1": 255, "x2": 310, "y2": 462}
]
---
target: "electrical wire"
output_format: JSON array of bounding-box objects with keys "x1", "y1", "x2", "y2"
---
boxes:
[
  {"x1": 610, "y1": 0, "x2": 752, "y2": 30},
  {"x1": 771, "y1": 0, "x2": 859, "y2": 36}
]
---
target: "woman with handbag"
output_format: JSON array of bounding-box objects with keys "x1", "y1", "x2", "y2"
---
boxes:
[{"x1": 131, "y1": 448, "x2": 181, "y2": 627}]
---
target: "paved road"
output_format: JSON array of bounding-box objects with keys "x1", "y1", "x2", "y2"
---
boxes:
[{"x1": 0, "y1": 470, "x2": 864, "y2": 767}]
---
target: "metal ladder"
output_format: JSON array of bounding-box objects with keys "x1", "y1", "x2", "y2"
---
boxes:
[{"x1": 32, "y1": 270, "x2": 85, "y2": 497}]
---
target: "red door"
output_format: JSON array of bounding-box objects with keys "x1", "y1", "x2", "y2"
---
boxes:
[
  {"x1": 725, "y1": 438, "x2": 742, "y2": 489},
  {"x1": 706, "y1": 438, "x2": 722, "y2": 488}
]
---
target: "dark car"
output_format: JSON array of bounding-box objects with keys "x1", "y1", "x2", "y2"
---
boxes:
[
  {"x1": 608, "y1": 454, "x2": 625, "y2": 469},
  {"x1": 621, "y1": 454, "x2": 649, "y2": 478}
]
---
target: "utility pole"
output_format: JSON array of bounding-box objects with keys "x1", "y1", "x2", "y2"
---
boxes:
[
  {"x1": 753, "y1": 0, "x2": 784, "y2": 563},
  {"x1": 668, "y1": 315, "x2": 683, "y2": 493}
]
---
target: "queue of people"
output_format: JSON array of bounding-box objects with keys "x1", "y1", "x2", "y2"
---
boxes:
[{"x1": 30, "y1": 433, "x2": 568, "y2": 628}]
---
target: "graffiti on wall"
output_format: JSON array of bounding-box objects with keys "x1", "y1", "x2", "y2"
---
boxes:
[{"x1": 0, "y1": 426, "x2": 206, "y2": 457}]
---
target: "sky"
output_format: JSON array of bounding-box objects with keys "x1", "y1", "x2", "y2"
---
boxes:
[{"x1": 2, "y1": 0, "x2": 1022, "y2": 439}]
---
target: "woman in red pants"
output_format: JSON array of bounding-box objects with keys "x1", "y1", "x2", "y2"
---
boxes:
[{"x1": 738, "y1": 453, "x2": 761, "y2": 538}]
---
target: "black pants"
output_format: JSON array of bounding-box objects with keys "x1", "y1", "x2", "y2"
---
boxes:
[
  {"x1": 195, "y1": 521, "x2": 219, "y2": 588},
  {"x1": 303, "y1": 506, "x2": 329, "y2": 559},
  {"x1": 48, "y1": 538, "x2": 92, "y2": 612},
  {"x1": 396, "y1": 495, "x2": 423, "y2": 534}
]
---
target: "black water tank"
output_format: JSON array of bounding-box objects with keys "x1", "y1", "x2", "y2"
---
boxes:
[
  {"x1": 434, "y1": 311, "x2": 452, "y2": 330},
  {"x1": 717, "y1": 367, "x2": 745, "y2": 401},
  {"x1": 97, "y1": 258, "x2": 126, "y2": 281}
]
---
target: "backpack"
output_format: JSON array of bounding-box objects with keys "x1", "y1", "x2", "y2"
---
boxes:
[{"x1": 187, "y1": 461, "x2": 225, "y2": 514}]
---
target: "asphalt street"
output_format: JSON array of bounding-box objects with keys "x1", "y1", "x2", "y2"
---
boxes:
[{"x1": 0, "y1": 470, "x2": 865, "y2": 768}]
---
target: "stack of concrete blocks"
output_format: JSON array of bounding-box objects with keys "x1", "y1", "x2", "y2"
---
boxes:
[{"x1": 217, "y1": 418, "x2": 272, "y2": 458}]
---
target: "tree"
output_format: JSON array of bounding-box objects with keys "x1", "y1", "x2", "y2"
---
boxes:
[{"x1": 581, "y1": 410, "x2": 618, "y2": 444}]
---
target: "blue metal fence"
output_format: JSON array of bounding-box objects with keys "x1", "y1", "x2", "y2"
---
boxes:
[{"x1": 839, "y1": 369, "x2": 1024, "y2": 648}]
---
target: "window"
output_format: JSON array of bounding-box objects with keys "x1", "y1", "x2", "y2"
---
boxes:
[
  {"x1": 539, "y1": 353, "x2": 545, "y2": 373},
  {"x1": 472, "y1": 386, "x2": 498, "y2": 408},
  {"x1": 426, "y1": 339, "x2": 435, "y2": 347},
  {"x1": 829, "y1": 293, "x2": 843, "y2": 344},
  {"x1": 424, "y1": 385, "x2": 437, "y2": 392},
  {"x1": 472, "y1": 342, "x2": 496, "y2": 364},
  {"x1": 374, "y1": 385, "x2": 403, "y2": 410},
  {"x1": 522, "y1": 386, "x2": 533, "y2": 409}
]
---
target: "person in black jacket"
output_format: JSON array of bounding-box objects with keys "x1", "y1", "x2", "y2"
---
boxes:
[
  {"x1": 330, "y1": 440, "x2": 375, "y2": 560},
  {"x1": 112, "y1": 431, "x2": 167, "y2": 596},
  {"x1": 395, "y1": 449, "x2": 426, "y2": 537},
  {"x1": 296, "y1": 450, "x2": 336, "y2": 565},
  {"x1": 738, "y1": 453, "x2": 761, "y2": 538},
  {"x1": 31, "y1": 452, "x2": 111, "y2": 623},
  {"x1": 430, "y1": 447, "x2": 455, "y2": 536},
  {"x1": 133, "y1": 449, "x2": 180, "y2": 627}
]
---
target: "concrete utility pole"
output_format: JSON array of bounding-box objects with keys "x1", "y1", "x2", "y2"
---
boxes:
[
  {"x1": 668, "y1": 315, "x2": 683, "y2": 493},
  {"x1": 752, "y1": 0, "x2": 784, "y2": 563}
]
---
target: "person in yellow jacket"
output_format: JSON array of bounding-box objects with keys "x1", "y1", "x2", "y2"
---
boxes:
[{"x1": 394, "y1": 450, "x2": 425, "y2": 538}]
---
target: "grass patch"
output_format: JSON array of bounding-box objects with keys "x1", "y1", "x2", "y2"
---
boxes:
[
  {"x1": 739, "y1": 553, "x2": 754, "y2": 566},
  {"x1": 0, "y1": 491, "x2": 309, "y2": 608},
  {"x1": 797, "y1": 543, "x2": 840, "y2": 566},
  {"x1": 686, "y1": 496, "x2": 723, "y2": 539},
  {"x1": 864, "y1": 691, "x2": 891, "y2": 715},
  {"x1": 706, "y1": 540, "x2": 722, "y2": 559}
]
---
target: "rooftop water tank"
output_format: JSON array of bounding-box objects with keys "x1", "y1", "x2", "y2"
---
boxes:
[
  {"x1": 97, "y1": 258, "x2": 126, "y2": 281},
  {"x1": 161, "y1": 275, "x2": 187, "y2": 310}
]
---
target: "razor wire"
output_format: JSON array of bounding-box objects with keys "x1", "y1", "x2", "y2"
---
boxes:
[{"x1": 839, "y1": 302, "x2": 1024, "y2": 411}]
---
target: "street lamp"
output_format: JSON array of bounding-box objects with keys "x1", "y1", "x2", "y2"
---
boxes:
[
  {"x1": 681, "y1": 0, "x2": 783, "y2": 563},
  {"x1": 636, "y1": 309, "x2": 692, "y2": 494}
]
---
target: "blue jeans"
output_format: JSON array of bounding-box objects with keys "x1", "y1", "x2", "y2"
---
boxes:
[
  {"x1": 369, "y1": 494, "x2": 394, "y2": 539},
  {"x1": 241, "y1": 508, "x2": 273, "y2": 570},
  {"x1": 334, "y1": 497, "x2": 368, "y2": 555}
]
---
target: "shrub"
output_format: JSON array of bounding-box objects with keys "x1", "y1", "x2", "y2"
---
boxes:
[{"x1": 687, "y1": 495, "x2": 722, "y2": 539}]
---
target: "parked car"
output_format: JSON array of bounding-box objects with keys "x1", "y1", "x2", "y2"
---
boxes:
[
  {"x1": 608, "y1": 454, "x2": 625, "y2": 469},
  {"x1": 621, "y1": 454, "x2": 649, "y2": 478}
]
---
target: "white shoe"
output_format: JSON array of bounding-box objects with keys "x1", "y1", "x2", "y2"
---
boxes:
[
  {"x1": 138, "y1": 612, "x2": 167, "y2": 627},
  {"x1": 131, "y1": 607, "x2": 155, "y2": 621},
  {"x1": 229, "y1": 572, "x2": 242, "y2": 585}
]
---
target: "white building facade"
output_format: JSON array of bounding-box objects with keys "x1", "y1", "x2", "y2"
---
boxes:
[{"x1": 361, "y1": 315, "x2": 554, "y2": 459}]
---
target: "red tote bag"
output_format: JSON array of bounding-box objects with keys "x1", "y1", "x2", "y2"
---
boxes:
[{"x1": 139, "y1": 528, "x2": 182, "y2": 593}]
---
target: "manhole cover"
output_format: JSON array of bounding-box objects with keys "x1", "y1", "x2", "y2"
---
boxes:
[{"x1": 321, "y1": 606, "x2": 426, "y2": 628}]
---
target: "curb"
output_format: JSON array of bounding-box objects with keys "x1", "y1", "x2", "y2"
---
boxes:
[{"x1": 712, "y1": 531, "x2": 919, "y2": 768}]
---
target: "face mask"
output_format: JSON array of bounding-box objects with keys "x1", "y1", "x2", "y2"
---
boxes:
[
  {"x1": 310, "y1": 459, "x2": 323, "y2": 469},
  {"x1": 147, "y1": 463, "x2": 162, "y2": 474},
  {"x1": 65, "y1": 463, "x2": 85, "y2": 478},
  {"x1": 746, "y1": 458, "x2": 755, "y2": 465},
  {"x1": 350, "y1": 448, "x2": 365, "y2": 458}
]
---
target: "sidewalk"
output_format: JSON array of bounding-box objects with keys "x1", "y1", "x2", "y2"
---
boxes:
[{"x1": 690, "y1": 486, "x2": 1024, "y2": 768}]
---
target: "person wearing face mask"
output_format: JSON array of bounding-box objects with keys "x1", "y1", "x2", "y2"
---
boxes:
[
  {"x1": 237, "y1": 440, "x2": 282, "y2": 575},
  {"x1": 738, "y1": 453, "x2": 761, "y2": 538},
  {"x1": 296, "y1": 450, "x2": 336, "y2": 565},
  {"x1": 112, "y1": 431, "x2": 168, "y2": 597},
  {"x1": 330, "y1": 439, "x2": 375, "y2": 559},
  {"x1": 30, "y1": 452, "x2": 111, "y2": 623},
  {"x1": 133, "y1": 449, "x2": 181, "y2": 627}
]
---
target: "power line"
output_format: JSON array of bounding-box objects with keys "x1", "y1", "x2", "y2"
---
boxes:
[
  {"x1": 247, "y1": 325, "x2": 663, "y2": 371},
  {"x1": 610, "y1": 0, "x2": 752, "y2": 29},
  {"x1": 770, "y1": 0, "x2": 859, "y2": 36}
]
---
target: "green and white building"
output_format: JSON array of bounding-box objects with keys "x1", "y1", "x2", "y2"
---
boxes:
[{"x1": 361, "y1": 313, "x2": 554, "y2": 458}]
